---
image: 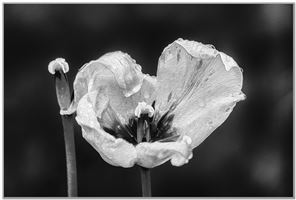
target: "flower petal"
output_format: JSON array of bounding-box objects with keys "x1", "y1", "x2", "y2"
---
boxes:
[
  {"x1": 175, "y1": 94, "x2": 245, "y2": 148},
  {"x1": 156, "y1": 38, "x2": 245, "y2": 148},
  {"x1": 95, "y1": 51, "x2": 144, "y2": 97},
  {"x1": 135, "y1": 135, "x2": 193, "y2": 168},
  {"x1": 76, "y1": 90, "x2": 137, "y2": 168},
  {"x1": 63, "y1": 51, "x2": 142, "y2": 114},
  {"x1": 63, "y1": 51, "x2": 156, "y2": 121}
]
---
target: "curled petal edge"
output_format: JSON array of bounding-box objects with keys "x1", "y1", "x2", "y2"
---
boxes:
[
  {"x1": 76, "y1": 91, "x2": 194, "y2": 168},
  {"x1": 165, "y1": 38, "x2": 241, "y2": 72},
  {"x1": 61, "y1": 51, "x2": 147, "y2": 116},
  {"x1": 135, "y1": 135, "x2": 193, "y2": 168},
  {"x1": 60, "y1": 103, "x2": 76, "y2": 115},
  {"x1": 81, "y1": 51, "x2": 144, "y2": 98},
  {"x1": 75, "y1": 91, "x2": 137, "y2": 168}
]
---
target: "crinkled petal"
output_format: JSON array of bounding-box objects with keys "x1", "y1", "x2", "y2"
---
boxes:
[
  {"x1": 135, "y1": 136, "x2": 193, "y2": 168},
  {"x1": 96, "y1": 51, "x2": 144, "y2": 97},
  {"x1": 70, "y1": 51, "x2": 144, "y2": 114},
  {"x1": 92, "y1": 74, "x2": 156, "y2": 125},
  {"x1": 76, "y1": 90, "x2": 193, "y2": 168},
  {"x1": 64, "y1": 51, "x2": 156, "y2": 123},
  {"x1": 76, "y1": 91, "x2": 137, "y2": 168},
  {"x1": 156, "y1": 38, "x2": 245, "y2": 148},
  {"x1": 136, "y1": 75, "x2": 157, "y2": 104}
]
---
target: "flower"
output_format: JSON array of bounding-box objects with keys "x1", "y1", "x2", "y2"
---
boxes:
[{"x1": 60, "y1": 38, "x2": 245, "y2": 168}]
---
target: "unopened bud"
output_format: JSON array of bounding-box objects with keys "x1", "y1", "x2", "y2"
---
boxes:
[
  {"x1": 48, "y1": 58, "x2": 69, "y2": 75},
  {"x1": 48, "y1": 58, "x2": 72, "y2": 111}
]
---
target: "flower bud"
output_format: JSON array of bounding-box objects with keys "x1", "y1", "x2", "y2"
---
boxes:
[{"x1": 48, "y1": 58, "x2": 72, "y2": 111}]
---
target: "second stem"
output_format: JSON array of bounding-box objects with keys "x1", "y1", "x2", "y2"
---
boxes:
[
  {"x1": 61, "y1": 114, "x2": 78, "y2": 197},
  {"x1": 139, "y1": 166, "x2": 151, "y2": 197}
]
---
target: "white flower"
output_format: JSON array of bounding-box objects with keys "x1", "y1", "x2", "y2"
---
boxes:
[{"x1": 64, "y1": 38, "x2": 245, "y2": 168}]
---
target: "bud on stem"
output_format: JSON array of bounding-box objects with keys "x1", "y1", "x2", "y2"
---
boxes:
[
  {"x1": 48, "y1": 58, "x2": 71, "y2": 111},
  {"x1": 54, "y1": 71, "x2": 71, "y2": 111},
  {"x1": 48, "y1": 58, "x2": 77, "y2": 197}
]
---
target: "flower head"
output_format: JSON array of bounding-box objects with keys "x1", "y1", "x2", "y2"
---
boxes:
[{"x1": 62, "y1": 38, "x2": 245, "y2": 168}]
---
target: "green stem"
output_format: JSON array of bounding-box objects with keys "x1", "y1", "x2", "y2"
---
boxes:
[
  {"x1": 61, "y1": 114, "x2": 78, "y2": 197},
  {"x1": 50, "y1": 61, "x2": 77, "y2": 196},
  {"x1": 139, "y1": 166, "x2": 151, "y2": 197}
]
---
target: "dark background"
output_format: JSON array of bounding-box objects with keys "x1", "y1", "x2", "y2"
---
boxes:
[{"x1": 4, "y1": 4, "x2": 293, "y2": 197}]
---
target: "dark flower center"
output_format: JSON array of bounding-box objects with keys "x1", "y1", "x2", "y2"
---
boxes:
[{"x1": 101, "y1": 101, "x2": 179, "y2": 145}]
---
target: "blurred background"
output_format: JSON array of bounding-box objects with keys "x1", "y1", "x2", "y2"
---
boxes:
[{"x1": 4, "y1": 4, "x2": 293, "y2": 197}]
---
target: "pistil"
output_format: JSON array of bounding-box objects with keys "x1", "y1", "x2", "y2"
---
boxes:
[
  {"x1": 136, "y1": 113, "x2": 152, "y2": 197},
  {"x1": 137, "y1": 117, "x2": 145, "y2": 143}
]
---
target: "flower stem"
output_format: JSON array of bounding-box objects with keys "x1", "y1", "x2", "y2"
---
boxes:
[
  {"x1": 49, "y1": 59, "x2": 78, "y2": 196},
  {"x1": 61, "y1": 114, "x2": 78, "y2": 197},
  {"x1": 139, "y1": 166, "x2": 151, "y2": 197},
  {"x1": 137, "y1": 117, "x2": 152, "y2": 197}
]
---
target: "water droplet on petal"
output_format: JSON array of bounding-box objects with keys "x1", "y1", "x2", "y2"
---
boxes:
[
  {"x1": 198, "y1": 99, "x2": 206, "y2": 107},
  {"x1": 166, "y1": 53, "x2": 174, "y2": 61},
  {"x1": 144, "y1": 92, "x2": 150, "y2": 99},
  {"x1": 225, "y1": 107, "x2": 231, "y2": 112},
  {"x1": 240, "y1": 93, "x2": 247, "y2": 100},
  {"x1": 207, "y1": 120, "x2": 214, "y2": 129},
  {"x1": 167, "y1": 92, "x2": 172, "y2": 102}
]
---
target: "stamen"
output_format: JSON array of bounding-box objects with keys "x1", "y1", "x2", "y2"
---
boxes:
[
  {"x1": 102, "y1": 101, "x2": 179, "y2": 145},
  {"x1": 137, "y1": 118, "x2": 145, "y2": 143},
  {"x1": 144, "y1": 121, "x2": 150, "y2": 142}
]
